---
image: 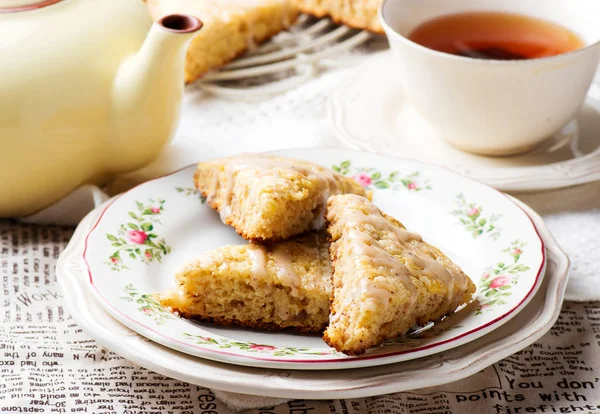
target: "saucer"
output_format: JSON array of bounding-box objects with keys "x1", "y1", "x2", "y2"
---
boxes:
[{"x1": 328, "y1": 51, "x2": 600, "y2": 192}]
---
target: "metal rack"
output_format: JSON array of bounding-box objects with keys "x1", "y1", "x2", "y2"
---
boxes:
[{"x1": 197, "y1": 15, "x2": 378, "y2": 100}]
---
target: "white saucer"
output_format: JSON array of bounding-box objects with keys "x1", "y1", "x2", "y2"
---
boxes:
[
  {"x1": 328, "y1": 51, "x2": 600, "y2": 192},
  {"x1": 56, "y1": 196, "x2": 569, "y2": 399}
]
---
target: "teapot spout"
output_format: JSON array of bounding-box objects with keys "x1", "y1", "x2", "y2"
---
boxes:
[{"x1": 108, "y1": 15, "x2": 202, "y2": 174}]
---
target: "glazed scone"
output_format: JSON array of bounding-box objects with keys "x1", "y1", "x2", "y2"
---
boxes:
[
  {"x1": 291, "y1": 0, "x2": 383, "y2": 33},
  {"x1": 145, "y1": 0, "x2": 299, "y2": 83},
  {"x1": 194, "y1": 153, "x2": 367, "y2": 243},
  {"x1": 324, "y1": 194, "x2": 476, "y2": 355},
  {"x1": 157, "y1": 233, "x2": 331, "y2": 332}
]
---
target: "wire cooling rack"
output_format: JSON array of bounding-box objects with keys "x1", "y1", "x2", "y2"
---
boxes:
[{"x1": 197, "y1": 14, "x2": 385, "y2": 100}]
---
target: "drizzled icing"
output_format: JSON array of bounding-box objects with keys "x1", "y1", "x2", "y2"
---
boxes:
[
  {"x1": 328, "y1": 194, "x2": 469, "y2": 314},
  {"x1": 345, "y1": 229, "x2": 418, "y2": 310},
  {"x1": 244, "y1": 234, "x2": 328, "y2": 321},
  {"x1": 270, "y1": 244, "x2": 301, "y2": 298},
  {"x1": 247, "y1": 245, "x2": 268, "y2": 280},
  {"x1": 203, "y1": 154, "x2": 357, "y2": 228},
  {"x1": 246, "y1": 238, "x2": 311, "y2": 300}
]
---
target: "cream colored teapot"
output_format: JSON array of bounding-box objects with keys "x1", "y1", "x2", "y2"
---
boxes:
[{"x1": 0, "y1": 0, "x2": 202, "y2": 217}]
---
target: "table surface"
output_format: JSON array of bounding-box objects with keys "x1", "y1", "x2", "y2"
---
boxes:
[{"x1": 2, "y1": 62, "x2": 600, "y2": 414}]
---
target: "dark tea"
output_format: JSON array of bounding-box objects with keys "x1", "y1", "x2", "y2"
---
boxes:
[{"x1": 408, "y1": 12, "x2": 585, "y2": 60}]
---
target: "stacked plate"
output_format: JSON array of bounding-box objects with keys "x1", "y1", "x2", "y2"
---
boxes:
[{"x1": 57, "y1": 148, "x2": 569, "y2": 399}]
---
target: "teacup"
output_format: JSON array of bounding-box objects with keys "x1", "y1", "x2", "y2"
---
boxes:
[{"x1": 380, "y1": 0, "x2": 600, "y2": 156}]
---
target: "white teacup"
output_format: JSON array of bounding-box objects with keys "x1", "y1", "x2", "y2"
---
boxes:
[{"x1": 380, "y1": 0, "x2": 600, "y2": 156}]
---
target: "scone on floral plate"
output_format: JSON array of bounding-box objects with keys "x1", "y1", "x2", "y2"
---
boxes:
[
  {"x1": 325, "y1": 194, "x2": 476, "y2": 355},
  {"x1": 194, "y1": 153, "x2": 367, "y2": 243},
  {"x1": 157, "y1": 233, "x2": 331, "y2": 333}
]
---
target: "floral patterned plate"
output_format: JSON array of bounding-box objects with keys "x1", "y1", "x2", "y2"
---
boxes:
[{"x1": 83, "y1": 148, "x2": 545, "y2": 370}]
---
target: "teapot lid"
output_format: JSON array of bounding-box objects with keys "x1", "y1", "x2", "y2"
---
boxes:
[{"x1": 0, "y1": 0, "x2": 64, "y2": 13}]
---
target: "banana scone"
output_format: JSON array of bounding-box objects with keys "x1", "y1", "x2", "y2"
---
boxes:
[
  {"x1": 291, "y1": 0, "x2": 383, "y2": 33},
  {"x1": 157, "y1": 233, "x2": 332, "y2": 332},
  {"x1": 324, "y1": 194, "x2": 476, "y2": 355},
  {"x1": 145, "y1": 0, "x2": 299, "y2": 83},
  {"x1": 194, "y1": 154, "x2": 367, "y2": 243}
]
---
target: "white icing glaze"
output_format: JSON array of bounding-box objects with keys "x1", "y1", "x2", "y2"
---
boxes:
[
  {"x1": 342, "y1": 228, "x2": 418, "y2": 311},
  {"x1": 219, "y1": 205, "x2": 232, "y2": 222},
  {"x1": 270, "y1": 244, "x2": 301, "y2": 298},
  {"x1": 204, "y1": 154, "x2": 351, "y2": 229},
  {"x1": 245, "y1": 233, "x2": 328, "y2": 321},
  {"x1": 247, "y1": 245, "x2": 268, "y2": 282},
  {"x1": 419, "y1": 252, "x2": 455, "y2": 307},
  {"x1": 246, "y1": 235, "x2": 318, "y2": 320},
  {"x1": 328, "y1": 195, "x2": 467, "y2": 314}
]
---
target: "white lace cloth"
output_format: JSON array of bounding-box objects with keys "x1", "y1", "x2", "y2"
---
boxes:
[{"x1": 24, "y1": 64, "x2": 600, "y2": 411}]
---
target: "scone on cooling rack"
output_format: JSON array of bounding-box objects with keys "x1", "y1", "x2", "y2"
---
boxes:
[
  {"x1": 145, "y1": 0, "x2": 299, "y2": 83},
  {"x1": 291, "y1": 0, "x2": 383, "y2": 33},
  {"x1": 324, "y1": 194, "x2": 476, "y2": 356},
  {"x1": 157, "y1": 233, "x2": 331, "y2": 332},
  {"x1": 194, "y1": 154, "x2": 367, "y2": 243}
]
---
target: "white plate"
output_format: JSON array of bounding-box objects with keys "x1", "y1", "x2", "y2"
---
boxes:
[
  {"x1": 81, "y1": 149, "x2": 545, "y2": 369},
  {"x1": 328, "y1": 51, "x2": 600, "y2": 192},
  {"x1": 58, "y1": 197, "x2": 568, "y2": 398}
]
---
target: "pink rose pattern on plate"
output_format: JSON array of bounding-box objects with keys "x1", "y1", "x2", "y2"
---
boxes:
[
  {"x1": 181, "y1": 323, "x2": 465, "y2": 356},
  {"x1": 120, "y1": 283, "x2": 174, "y2": 325},
  {"x1": 476, "y1": 240, "x2": 530, "y2": 315},
  {"x1": 105, "y1": 198, "x2": 171, "y2": 271},
  {"x1": 332, "y1": 160, "x2": 432, "y2": 192},
  {"x1": 182, "y1": 333, "x2": 343, "y2": 356},
  {"x1": 452, "y1": 193, "x2": 502, "y2": 240}
]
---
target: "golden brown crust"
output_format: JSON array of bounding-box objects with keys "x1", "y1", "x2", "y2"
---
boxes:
[
  {"x1": 292, "y1": 0, "x2": 384, "y2": 34},
  {"x1": 145, "y1": 0, "x2": 300, "y2": 84},
  {"x1": 184, "y1": 18, "x2": 298, "y2": 83},
  {"x1": 169, "y1": 306, "x2": 326, "y2": 333},
  {"x1": 322, "y1": 244, "x2": 349, "y2": 352}
]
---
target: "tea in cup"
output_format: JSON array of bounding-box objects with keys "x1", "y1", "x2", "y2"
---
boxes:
[{"x1": 380, "y1": 0, "x2": 600, "y2": 156}]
